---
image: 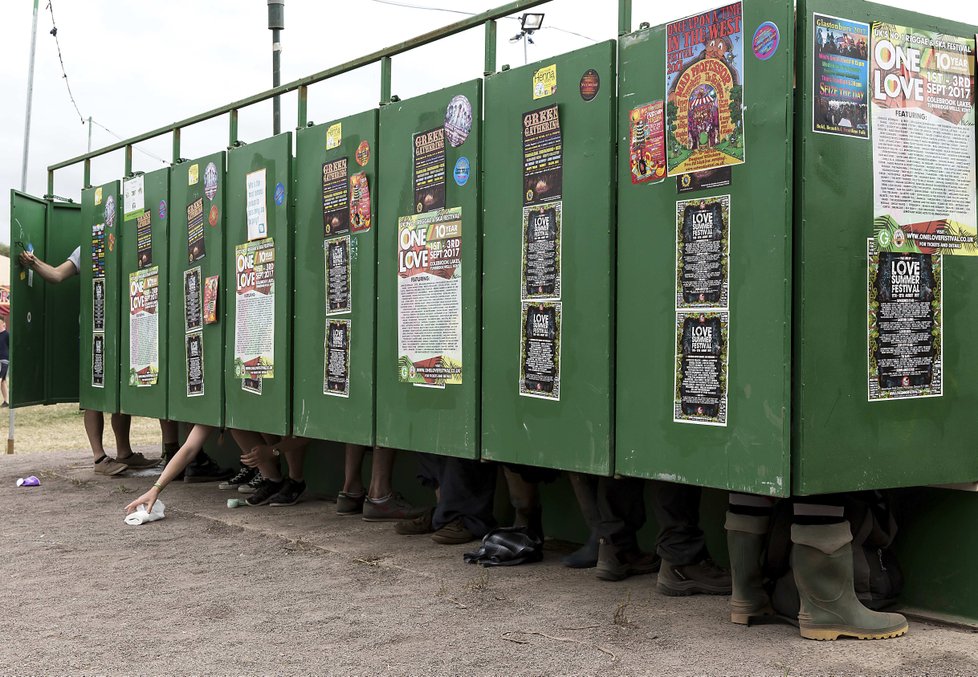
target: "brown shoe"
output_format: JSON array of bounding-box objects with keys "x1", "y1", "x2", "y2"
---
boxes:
[
  {"x1": 657, "y1": 557, "x2": 732, "y2": 596},
  {"x1": 431, "y1": 518, "x2": 476, "y2": 545},
  {"x1": 595, "y1": 539, "x2": 661, "y2": 581},
  {"x1": 94, "y1": 457, "x2": 127, "y2": 476},
  {"x1": 394, "y1": 507, "x2": 434, "y2": 535},
  {"x1": 115, "y1": 452, "x2": 161, "y2": 469}
]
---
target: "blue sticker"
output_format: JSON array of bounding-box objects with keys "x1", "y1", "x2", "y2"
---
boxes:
[
  {"x1": 453, "y1": 156, "x2": 471, "y2": 187},
  {"x1": 274, "y1": 182, "x2": 286, "y2": 206},
  {"x1": 752, "y1": 21, "x2": 780, "y2": 61},
  {"x1": 158, "y1": 200, "x2": 167, "y2": 219}
]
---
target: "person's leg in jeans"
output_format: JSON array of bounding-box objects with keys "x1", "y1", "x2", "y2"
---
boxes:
[
  {"x1": 430, "y1": 457, "x2": 497, "y2": 544},
  {"x1": 394, "y1": 452, "x2": 443, "y2": 535},
  {"x1": 595, "y1": 476, "x2": 659, "y2": 581},
  {"x1": 653, "y1": 481, "x2": 731, "y2": 596},
  {"x1": 562, "y1": 472, "x2": 601, "y2": 568},
  {"x1": 792, "y1": 496, "x2": 907, "y2": 640}
]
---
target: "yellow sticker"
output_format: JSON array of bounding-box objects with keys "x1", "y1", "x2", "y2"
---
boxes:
[
  {"x1": 94, "y1": 187, "x2": 103, "y2": 206},
  {"x1": 326, "y1": 122, "x2": 342, "y2": 150},
  {"x1": 532, "y1": 64, "x2": 557, "y2": 99},
  {"x1": 188, "y1": 164, "x2": 199, "y2": 185}
]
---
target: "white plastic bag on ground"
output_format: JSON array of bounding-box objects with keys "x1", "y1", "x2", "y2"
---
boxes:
[{"x1": 124, "y1": 500, "x2": 166, "y2": 526}]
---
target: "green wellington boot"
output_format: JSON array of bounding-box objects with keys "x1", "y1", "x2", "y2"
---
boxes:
[
  {"x1": 725, "y1": 511, "x2": 773, "y2": 625},
  {"x1": 791, "y1": 522, "x2": 908, "y2": 641}
]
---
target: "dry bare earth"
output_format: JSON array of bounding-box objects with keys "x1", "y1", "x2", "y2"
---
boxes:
[{"x1": 3, "y1": 451, "x2": 978, "y2": 676}]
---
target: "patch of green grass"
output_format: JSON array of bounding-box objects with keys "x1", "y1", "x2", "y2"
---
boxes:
[{"x1": 1, "y1": 403, "x2": 162, "y2": 454}]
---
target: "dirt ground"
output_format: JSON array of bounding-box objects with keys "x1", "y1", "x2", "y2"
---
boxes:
[{"x1": 3, "y1": 450, "x2": 978, "y2": 676}]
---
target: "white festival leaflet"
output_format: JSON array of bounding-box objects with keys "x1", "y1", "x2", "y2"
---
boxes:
[
  {"x1": 245, "y1": 168, "x2": 269, "y2": 241},
  {"x1": 871, "y1": 24, "x2": 976, "y2": 256},
  {"x1": 128, "y1": 266, "x2": 160, "y2": 387},
  {"x1": 234, "y1": 238, "x2": 275, "y2": 379},
  {"x1": 396, "y1": 207, "x2": 463, "y2": 387}
]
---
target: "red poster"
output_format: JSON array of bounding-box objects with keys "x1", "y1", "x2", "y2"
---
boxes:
[{"x1": 629, "y1": 101, "x2": 666, "y2": 184}]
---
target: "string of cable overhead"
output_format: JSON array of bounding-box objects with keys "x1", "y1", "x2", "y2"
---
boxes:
[
  {"x1": 365, "y1": 0, "x2": 598, "y2": 42},
  {"x1": 45, "y1": 0, "x2": 167, "y2": 165}
]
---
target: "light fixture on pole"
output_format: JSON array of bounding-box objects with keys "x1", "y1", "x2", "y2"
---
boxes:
[
  {"x1": 509, "y1": 12, "x2": 545, "y2": 65},
  {"x1": 268, "y1": 0, "x2": 285, "y2": 135}
]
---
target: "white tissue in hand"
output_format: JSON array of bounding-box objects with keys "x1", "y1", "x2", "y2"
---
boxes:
[{"x1": 124, "y1": 499, "x2": 166, "y2": 526}]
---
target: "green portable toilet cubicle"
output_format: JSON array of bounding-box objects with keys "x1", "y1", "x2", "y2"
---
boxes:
[
  {"x1": 119, "y1": 168, "x2": 169, "y2": 420},
  {"x1": 616, "y1": 0, "x2": 794, "y2": 495},
  {"x1": 224, "y1": 133, "x2": 293, "y2": 436},
  {"x1": 481, "y1": 42, "x2": 618, "y2": 474},
  {"x1": 793, "y1": 0, "x2": 978, "y2": 494},
  {"x1": 376, "y1": 80, "x2": 482, "y2": 459},
  {"x1": 293, "y1": 111, "x2": 378, "y2": 445},
  {"x1": 8, "y1": 192, "x2": 82, "y2": 408},
  {"x1": 80, "y1": 180, "x2": 123, "y2": 414},
  {"x1": 8, "y1": 191, "x2": 50, "y2": 407},
  {"x1": 168, "y1": 152, "x2": 226, "y2": 427},
  {"x1": 44, "y1": 199, "x2": 83, "y2": 403}
]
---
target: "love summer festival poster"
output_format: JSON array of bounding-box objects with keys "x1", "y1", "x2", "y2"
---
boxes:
[{"x1": 666, "y1": 3, "x2": 745, "y2": 177}]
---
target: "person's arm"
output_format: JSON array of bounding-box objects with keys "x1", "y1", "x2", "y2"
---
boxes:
[
  {"x1": 240, "y1": 435, "x2": 309, "y2": 468},
  {"x1": 125, "y1": 424, "x2": 214, "y2": 513},
  {"x1": 18, "y1": 251, "x2": 78, "y2": 284}
]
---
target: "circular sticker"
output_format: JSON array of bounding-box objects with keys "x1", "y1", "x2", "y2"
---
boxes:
[
  {"x1": 158, "y1": 200, "x2": 167, "y2": 220},
  {"x1": 579, "y1": 69, "x2": 600, "y2": 101},
  {"x1": 104, "y1": 195, "x2": 116, "y2": 227},
  {"x1": 204, "y1": 162, "x2": 219, "y2": 200},
  {"x1": 355, "y1": 140, "x2": 370, "y2": 166},
  {"x1": 274, "y1": 182, "x2": 286, "y2": 206},
  {"x1": 208, "y1": 204, "x2": 219, "y2": 226},
  {"x1": 752, "y1": 21, "x2": 780, "y2": 61},
  {"x1": 453, "y1": 157, "x2": 471, "y2": 186},
  {"x1": 444, "y1": 95, "x2": 473, "y2": 148}
]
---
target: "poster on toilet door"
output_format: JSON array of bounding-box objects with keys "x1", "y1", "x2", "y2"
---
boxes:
[
  {"x1": 234, "y1": 238, "x2": 275, "y2": 379},
  {"x1": 397, "y1": 208, "x2": 462, "y2": 387},
  {"x1": 871, "y1": 24, "x2": 976, "y2": 256},
  {"x1": 128, "y1": 266, "x2": 160, "y2": 387},
  {"x1": 674, "y1": 310, "x2": 728, "y2": 426},
  {"x1": 665, "y1": 2, "x2": 746, "y2": 176},
  {"x1": 867, "y1": 238, "x2": 942, "y2": 401}
]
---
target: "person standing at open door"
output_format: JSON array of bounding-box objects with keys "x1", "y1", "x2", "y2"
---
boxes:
[{"x1": 18, "y1": 247, "x2": 228, "y2": 480}]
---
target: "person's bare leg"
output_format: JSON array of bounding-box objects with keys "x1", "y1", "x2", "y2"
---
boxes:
[
  {"x1": 84, "y1": 409, "x2": 106, "y2": 461},
  {"x1": 343, "y1": 443, "x2": 367, "y2": 495},
  {"x1": 1, "y1": 378, "x2": 8, "y2": 404},
  {"x1": 111, "y1": 413, "x2": 134, "y2": 458},
  {"x1": 159, "y1": 419, "x2": 179, "y2": 445},
  {"x1": 284, "y1": 439, "x2": 309, "y2": 481},
  {"x1": 367, "y1": 446, "x2": 396, "y2": 499},
  {"x1": 230, "y1": 428, "x2": 279, "y2": 479}
]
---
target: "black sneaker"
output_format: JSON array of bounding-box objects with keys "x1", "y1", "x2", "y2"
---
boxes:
[
  {"x1": 246, "y1": 478, "x2": 286, "y2": 506},
  {"x1": 268, "y1": 479, "x2": 306, "y2": 507},
  {"x1": 238, "y1": 471, "x2": 264, "y2": 494},
  {"x1": 184, "y1": 457, "x2": 235, "y2": 483},
  {"x1": 219, "y1": 466, "x2": 257, "y2": 490}
]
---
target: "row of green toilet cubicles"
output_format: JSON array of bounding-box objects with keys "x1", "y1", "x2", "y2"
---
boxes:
[{"x1": 10, "y1": 0, "x2": 978, "y2": 504}]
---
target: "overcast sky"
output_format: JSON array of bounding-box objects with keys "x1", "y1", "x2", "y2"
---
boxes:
[{"x1": 2, "y1": 0, "x2": 976, "y2": 246}]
